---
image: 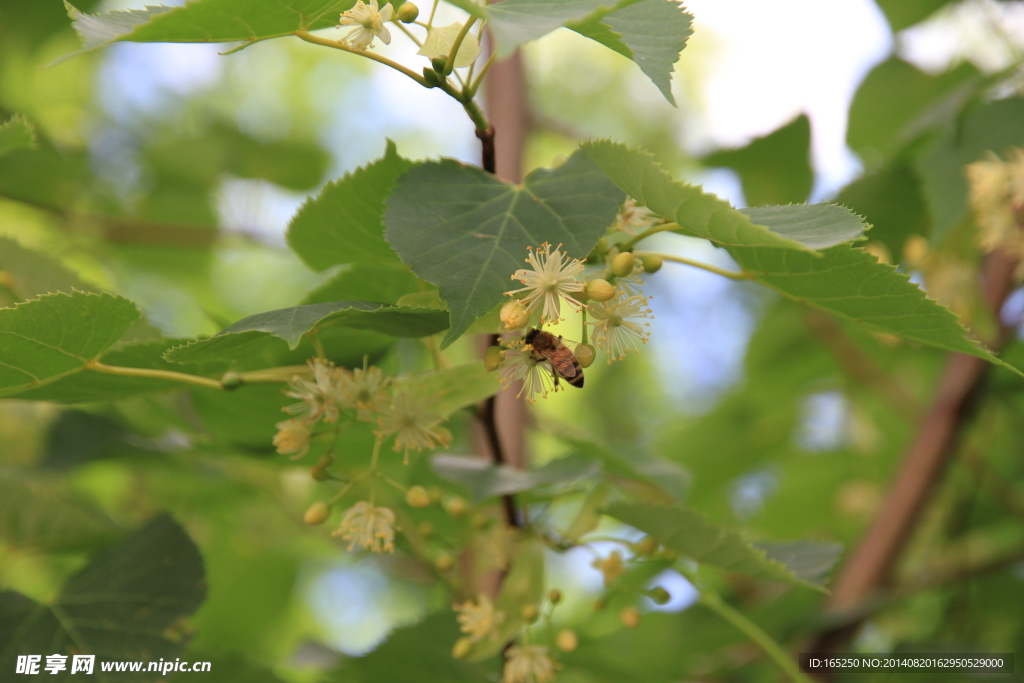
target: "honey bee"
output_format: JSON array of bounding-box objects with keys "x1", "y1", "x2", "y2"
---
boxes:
[{"x1": 525, "y1": 328, "x2": 585, "y2": 388}]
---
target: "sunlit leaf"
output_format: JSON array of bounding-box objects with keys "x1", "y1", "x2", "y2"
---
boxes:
[
  {"x1": 384, "y1": 149, "x2": 623, "y2": 348},
  {"x1": 417, "y1": 22, "x2": 481, "y2": 68},
  {"x1": 287, "y1": 140, "x2": 412, "y2": 271},
  {"x1": 0, "y1": 115, "x2": 36, "y2": 156},
  {"x1": 0, "y1": 292, "x2": 139, "y2": 399}
]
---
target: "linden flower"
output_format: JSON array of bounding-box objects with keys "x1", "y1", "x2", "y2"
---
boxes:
[
  {"x1": 506, "y1": 243, "x2": 586, "y2": 322},
  {"x1": 338, "y1": 0, "x2": 393, "y2": 50},
  {"x1": 454, "y1": 594, "x2": 505, "y2": 643},
  {"x1": 502, "y1": 645, "x2": 560, "y2": 683},
  {"x1": 272, "y1": 419, "x2": 311, "y2": 459},
  {"x1": 966, "y1": 149, "x2": 1024, "y2": 272},
  {"x1": 587, "y1": 294, "x2": 653, "y2": 362},
  {"x1": 332, "y1": 501, "x2": 398, "y2": 553},
  {"x1": 338, "y1": 363, "x2": 390, "y2": 422},
  {"x1": 498, "y1": 344, "x2": 559, "y2": 403},
  {"x1": 376, "y1": 388, "x2": 452, "y2": 463},
  {"x1": 615, "y1": 197, "x2": 658, "y2": 236},
  {"x1": 283, "y1": 358, "x2": 344, "y2": 424},
  {"x1": 592, "y1": 550, "x2": 627, "y2": 586}
]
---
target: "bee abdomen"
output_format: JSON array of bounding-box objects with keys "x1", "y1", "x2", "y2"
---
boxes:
[{"x1": 567, "y1": 364, "x2": 584, "y2": 388}]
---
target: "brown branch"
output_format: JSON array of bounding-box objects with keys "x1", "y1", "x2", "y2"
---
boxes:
[{"x1": 810, "y1": 248, "x2": 1019, "y2": 657}]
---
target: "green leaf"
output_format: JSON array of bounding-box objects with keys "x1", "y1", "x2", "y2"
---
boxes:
[
  {"x1": 167, "y1": 301, "x2": 449, "y2": 364},
  {"x1": 847, "y1": 57, "x2": 979, "y2": 163},
  {"x1": 0, "y1": 470, "x2": 122, "y2": 551},
  {"x1": 413, "y1": 362, "x2": 501, "y2": 417},
  {"x1": 584, "y1": 139, "x2": 862, "y2": 251},
  {"x1": 0, "y1": 291, "x2": 139, "y2": 399},
  {"x1": 0, "y1": 514, "x2": 205, "y2": 676},
  {"x1": 431, "y1": 453, "x2": 599, "y2": 501},
  {"x1": 725, "y1": 239, "x2": 1016, "y2": 372},
  {"x1": 565, "y1": 481, "x2": 613, "y2": 542},
  {"x1": 0, "y1": 115, "x2": 36, "y2": 156},
  {"x1": 0, "y1": 237, "x2": 93, "y2": 301},
  {"x1": 703, "y1": 114, "x2": 812, "y2": 206},
  {"x1": 605, "y1": 501, "x2": 829, "y2": 591},
  {"x1": 755, "y1": 541, "x2": 843, "y2": 586},
  {"x1": 384, "y1": 149, "x2": 624, "y2": 348},
  {"x1": 417, "y1": 22, "x2": 481, "y2": 68},
  {"x1": 301, "y1": 264, "x2": 420, "y2": 305},
  {"x1": 873, "y1": 0, "x2": 957, "y2": 31},
  {"x1": 739, "y1": 204, "x2": 867, "y2": 250},
  {"x1": 287, "y1": 140, "x2": 412, "y2": 271},
  {"x1": 570, "y1": 0, "x2": 693, "y2": 106},
  {"x1": 563, "y1": 437, "x2": 687, "y2": 502},
  {"x1": 62, "y1": 0, "x2": 354, "y2": 59}
]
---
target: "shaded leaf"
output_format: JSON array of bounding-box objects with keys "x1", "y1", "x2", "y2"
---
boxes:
[
  {"x1": 301, "y1": 264, "x2": 420, "y2": 305},
  {"x1": 417, "y1": 22, "x2": 481, "y2": 68},
  {"x1": 287, "y1": 140, "x2": 412, "y2": 271},
  {"x1": 413, "y1": 362, "x2": 501, "y2": 417},
  {"x1": 431, "y1": 453, "x2": 599, "y2": 501},
  {"x1": 0, "y1": 292, "x2": 139, "y2": 399},
  {"x1": 874, "y1": 0, "x2": 957, "y2": 31},
  {"x1": 167, "y1": 301, "x2": 449, "y2": 363},
  {"x1": 0, "y1": 515, "x2": 205, "y2": 678},
  {"x1": 605, "y1": 501, "x2": 829, "y2": 591},
  {"x1": 0, "y1": 237, "x2": 93, "y2": 302},
  {"x1": 704, "y1": 114, "x2": 812, "y2": 206},
  {"x1": 836, "y1": 161, "x2": 929, "y2": 257},
  {"x1": 384, "y1": 149, "x2": 623, "y2": 348},
  {"x1": 570, "y1": 0, "x2": 693, "y2": 106},
  {"x1": 0, "y1": 115, "x2": 36, "y2": 156},
  {"x1": 0, "y1": 470, "x2": 122, "y2": 551},
  {"x1": 755, "y1": 540, "x2": 843, "y2": 585}
]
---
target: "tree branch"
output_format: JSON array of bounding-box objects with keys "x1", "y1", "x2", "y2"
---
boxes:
[{"x1": 809, "y1": 247, "x2": 1019, "y2": 657}]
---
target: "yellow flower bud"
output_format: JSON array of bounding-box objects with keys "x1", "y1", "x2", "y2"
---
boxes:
[
  {"x1": 451, "y1": 636, "x2": 472, "y2": 659},
  {"x1": 640, "y1": 253, "x2": 663, "y2": 273},
  {"x1": 406, "y1": 485, "x2": 431, "y2": 508},
  {"x1": 636, "y1": 536, "x2": 658, "y2": 555},
  {"x1": 620, "y1": 606, "x2": 641, "y2": 628},
  {"x1": 556, "y1": 629, "x2": 578, "y2": 652},
  {"x1": 500, "y1": 300, "x2": 531, "y2": 330},
  {"x1": 435, "y1": 552, "x2": 456, "y2": 572},
  {"x1": 484, "y1": 345, "x2": 504, "y2": 372},
  {"x1": 317, "y1": 454, "x2": 333, "y2": 468},
  {"x1": 585, "y1": 278, "x2": 617, "y2": 302},
  {"x1": 445, "y1": 496, "x2": 468, "y2": 517},
  {"x1": 303, "y1": 502, "x2": 331, "y2": 525},
  {"x1": 521, "y1": 604, "x2": 539, "y2": 623},
  {"x1": 548, "y1": 588, "x2": 563, "y2": 604},
  {"x1": 310, "y1": 465, "x2": 329, "y2": 482},
  {"x1": 611, "y1": 251, "x2": 636, "y2": 277}
]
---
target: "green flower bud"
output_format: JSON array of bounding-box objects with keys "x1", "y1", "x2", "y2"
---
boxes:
[
  {"x1": 431, "y1": 55, "x2": 448, "y2": 74},
  {"x1": 406, "y1": 485, "x2": 431, "y2": 508},
  {"x1": 310, "y1": 465, "x2": 329, "y2": 482},
  {"x1": 422, "y1": 67, "x2": 439, "y2": 87},
  {"x1": 445, "y1": 496, "x2": 467, "y2": 517},
  {"x1": 435, "y1": 552, "x2": 456, "y2": 572},
  {"x1": 576, "y1": 343, "x2": 596, "y2": 369},
  {"x1": 317, "y1": 453, "x2": 333, "y2": 468},
  {"x1": 548, "y1": 588, "x2": 563, "y2": 604},
  {"x1": 397, "y1": 1, "x2": 419, "y2": 23},
  {"x1": 620, "y1": 606, "x2": 641, "y2": 628},
  {"x1": 585, "y1": 278, "x2": 617, "y2": 302},
  {"x1": 521, "y1": 604, "x2": 539, "y2": 623},
  {"x1": 586, "y1": 237, "x2": 608, "y2": 263},
  {"x1": 650, "y1": 587, "x2": 671, "y2": 605},
  {"x1": 640, "y1": 253, "x2": 663, "y2": 273},
  {"x1": 451, "y1": 636, "x2": 472, "y2": 659},
  {"x1": 636, "y1": 536, "x2": 658, "y2": 554},
  {"x1": 556, "y1": 629, "x2": 578, "y2": 652},
  {"x1": 303, "y1": 502, "x2": 331, "y2": 525},
  {"x1": 219, "y1": 371, "x2": 243, "y2": 390},
  {"x1": 611, "y1": 251, "x2": 636, "y2": 278}
]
